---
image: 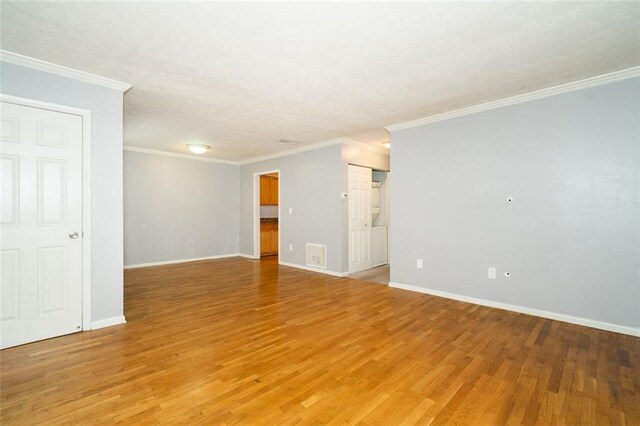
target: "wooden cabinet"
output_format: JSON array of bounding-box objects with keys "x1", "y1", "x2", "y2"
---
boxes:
[
  {"x1": 269, "y1": 176, "x2": 278, "y2": 205},
  {"x1": 260, "y1": 221, "x2": 279, "y2": 256},
  {"x1": 260, "y1": 175, "x2": 279, "y2": 205}
]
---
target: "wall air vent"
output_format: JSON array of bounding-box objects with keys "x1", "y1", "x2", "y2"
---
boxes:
[{"x1": 306, "y1": 243, "x2": 327, "y2": 269}]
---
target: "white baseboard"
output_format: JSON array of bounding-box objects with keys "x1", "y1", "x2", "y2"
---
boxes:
[
  {"x1": 279, "y1": 261, "x2": 348, "y2": 278},
  {"x1": 238, "y1": 253, "x2": 260, "y2": 260},
  {"x1": 91, "y1": 315, "x2": 126, "y2": 330},
  {"x1": 124, "y1": 253, "x2": 241, "y2": 269},
  {"x1": 389, "y1": 282, "x2": 640, "y2": 337}
]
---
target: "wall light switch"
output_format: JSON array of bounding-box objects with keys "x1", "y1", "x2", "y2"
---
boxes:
[
  {"x1": 416, "y1": 259, "x2": 423, "y2": 269},
  {"x1": 488, "y1": 267, "x2": 497, "y2": 279}
]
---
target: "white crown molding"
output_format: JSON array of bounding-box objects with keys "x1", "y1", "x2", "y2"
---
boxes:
[
  {"x1": 1, "y1": 49, "x2": 132, "y2": 93},
  {"x1": 385, "y1": 66, "x2": 640, "y2": 132},
  {"x1": 125, "y1": 137, "x2": 389, "y2": 166},
  {"x1": 389, "y1": 282, "x2": 640, "y2": 337},
  {"x1": 123, "y1": 146, "x2": 239, "y2": 165},
  {"x1": 238, "y1": 138, "x2": 346, "y2": 165},
  {"x1": 238, "y1": 137, "x2": 389, "y2": 165}
]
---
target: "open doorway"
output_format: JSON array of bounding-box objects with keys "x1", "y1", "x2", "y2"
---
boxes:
[
  {"x1": 253, "y1": 171, "x2": 280, "y2": 260},
  {"x1": 348, "y1": 165, "x2": 390, "y2": 284}
]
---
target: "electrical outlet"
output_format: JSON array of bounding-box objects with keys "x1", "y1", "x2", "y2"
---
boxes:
[
  {"x1": 289, "y1": 207, "x2": 293, "y2": 214},
  {"x1": 289, "y1": 244, "x2": 293, "y2": 251},
  {"x1": 186, "y1": 238, "x2": 193, "y2": 248},
  {"x1": 488, "y1": 267, "x2": 496, "y2": 279},
  {"x1": 416, "y1": 259, "x2": 423, "y2": 269}
]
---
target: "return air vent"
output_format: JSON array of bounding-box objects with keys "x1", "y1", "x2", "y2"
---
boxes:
[{"x1": 306, "y1": 243, "x2": 327, "y2": 269}]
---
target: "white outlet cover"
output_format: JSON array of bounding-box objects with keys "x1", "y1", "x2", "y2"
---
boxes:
[
  {"x1": 289, "y1": 244, "x2": 293, "y2": 251},
  {"x1": 416, "y1": 259, "x2": 423, "y2": 268},
  {"x1": 488, "y1": 267, "x2": 497, "y2": 279},
  {"x1": 289, "y1": 207, "x2": 293, "y2": 214}
]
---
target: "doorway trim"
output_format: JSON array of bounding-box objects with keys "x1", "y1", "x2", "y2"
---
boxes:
[
  {"x1": 1, "y1": 94, "x2": 92, "y2": 330},
  {"x1": 253, "y1": 169, "x2": 281, "y2": 261}
]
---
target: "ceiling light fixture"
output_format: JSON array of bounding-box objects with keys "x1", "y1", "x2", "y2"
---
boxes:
[
  {"x1": 383, "y1": 142, "x2": 391, "y2": 148},
  {"x1": 187, "y1": 144, "x2": 211, "y2": 154}
]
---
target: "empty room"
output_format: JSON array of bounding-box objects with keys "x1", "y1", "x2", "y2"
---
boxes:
[{"x1": 1, "y1": 1, "x2": 639, "y2": 424}]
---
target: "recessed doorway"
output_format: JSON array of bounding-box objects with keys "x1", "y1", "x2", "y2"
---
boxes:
[
  {"x1": 253, "y1": 170, "x2": 280, "y2": 260},
  {"x1": 347, "y1": 164, "x2": 389, "y2": 283}
]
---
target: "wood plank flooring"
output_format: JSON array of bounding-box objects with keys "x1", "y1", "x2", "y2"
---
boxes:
[{"x1": 1, "y1": 256, "x2": 639, "y2": 424}]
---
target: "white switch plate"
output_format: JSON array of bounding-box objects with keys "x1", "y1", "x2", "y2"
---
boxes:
[
  {"x1": 289, "y1": 207, "x2": 293, "y2": 214},
  {"x1": 488, "y1": 267, "x2": 496, "y2": 279},
  {"x1": 289, "y1": 244, "x2": 293, "y2": 251},
  {"x1": 416, "y1": 259, "x2": 423, "y2": 269}
]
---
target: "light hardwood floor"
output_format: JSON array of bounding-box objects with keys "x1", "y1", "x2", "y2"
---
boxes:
[{"x1": 1, "y1": 257, "x2": 639, "y2": 424}]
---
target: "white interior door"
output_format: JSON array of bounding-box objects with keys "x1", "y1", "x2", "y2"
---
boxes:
[
  {"x1": 1, "y1": 101, "x2": 83, "y2": 349},
  {"x1": 348, "y1": 164, "x2": 372, "y2": 273}
]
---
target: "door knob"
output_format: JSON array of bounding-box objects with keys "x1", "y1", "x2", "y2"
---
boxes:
[{"x1": 69, "y1": 232, "x2": 79, "y2": 239}]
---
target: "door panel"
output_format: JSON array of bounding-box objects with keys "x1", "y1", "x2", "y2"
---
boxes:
[
  {"x1": 348, "y1": 165, "x2": 372, "y2": 273},
  {"x1": 260, "y1": 224, "x2": 270, "y2": 256},
  {"x1": 1, "y1": 249, "x2": 19, "y2": 321},
  {"x1": 0, "y1": 101, "x2": 83, "y2": 349},
  {"x1": 38, "y1": 159, "x2": 67, "y2": 226},
  {"x1": 0, "y1": 155, "x2": 19, "y2": 226},
  {"x1": 270, "y1": 227, "x2": 278, "y2": 254},
  {"x1": 269, "y1": 177, "x2": 278, "y2": 205},
  {"x1": 260, "y1": 176, "x2": 270, "y2": 205}
]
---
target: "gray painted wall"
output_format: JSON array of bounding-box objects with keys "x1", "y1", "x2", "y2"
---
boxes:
[
  {"x1": 239, "y1": 144, "x2": 344, "y2": 272},
  {"x1": 239, "y1": 143, "x2": 390, "y2": 274},
  {"x1": 390, "y1": 77, "x2": 640, "y2": 329},
  {"x1": 1, "y1": 61, "x2": 125, "y2": 322},
  {"x1": 123, "y1": 151, "x2": 239, "y2": 265}
]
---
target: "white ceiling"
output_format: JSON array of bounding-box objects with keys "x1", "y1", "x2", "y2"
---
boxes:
[{"x1": 2, "y1": 2, "x2": 639, "y2": 161}]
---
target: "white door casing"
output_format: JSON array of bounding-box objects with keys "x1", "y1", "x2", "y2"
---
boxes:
[
  {"x1": 1, "y1": 99, "x2": 87, "y2": 349},
  {"x1": 348, "y1": 164, "x2": 372, "y2": 273}
]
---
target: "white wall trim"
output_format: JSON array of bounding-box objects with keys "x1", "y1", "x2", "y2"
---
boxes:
[
  {"x1": 389, "y1": 282, "x2": 640, "y2": 337},
  {"x1": 1, "y1": 49, "x2": 132, "y2": 92},
  {"x1": 239, "y1": 137, "x2": 388, "y2": 165},
  {"x1": 124, "y1": 253, "x2": 241, "y2": 269},
  {"x1": 239, "y1": 138, "x2": 345, "y2": 165},
  {"x1": 1, "y1": 94, "x2": 93, "y2": 331},
  {"x1": 385, "y1": 66, "x2": 640, "y2": 132},
  {"x1": 238, "y1": 253, "x2": 260, "y2": 260},
  {"x1": 123, "y1": 137, "x2": 389, "y2": 167},
  {"x1": 123, "y1": 145, "x2": 239, "y2": 165},
  {"x1": 91, "y1": 315, "x2": 127, "y2": 330},
  {"x1": 279, "y1": 261, "x2": 348, "y2": 278}
]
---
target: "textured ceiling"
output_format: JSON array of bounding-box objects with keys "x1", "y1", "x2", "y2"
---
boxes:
[{"x1": 2, "y1": 2, "x2": 639, "y2": 161}]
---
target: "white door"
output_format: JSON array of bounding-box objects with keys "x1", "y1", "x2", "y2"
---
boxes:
[
  {"x1": 348, "y1": 165, "x2": 372, "y2": 273},
  {"x1": 1, "y1": 100, "x2": 84, "y2": 349}
]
